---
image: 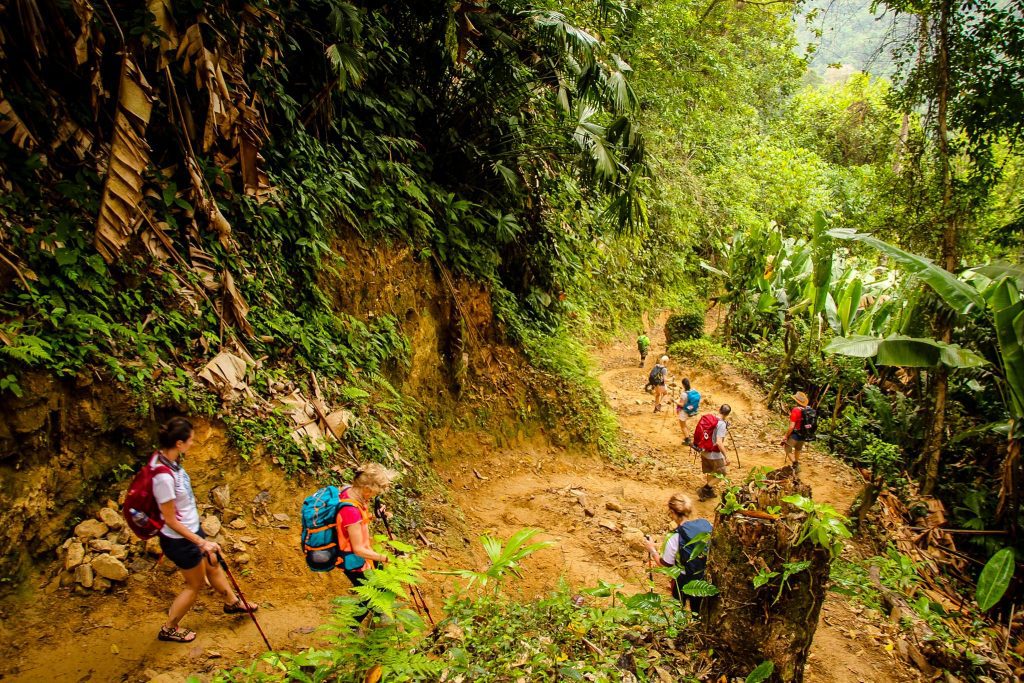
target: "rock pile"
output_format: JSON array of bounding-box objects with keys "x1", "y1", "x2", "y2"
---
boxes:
[
  {"x1": 56, "y1": 500, "x2": 134, "y2": 593},
  {"x1": 54, "y1": 494, "x2": 260, "y2": 593}
]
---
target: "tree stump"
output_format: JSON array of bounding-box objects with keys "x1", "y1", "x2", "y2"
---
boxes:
[{"x1": 700, "y1": 466, "x2": 831, "y2": 682}]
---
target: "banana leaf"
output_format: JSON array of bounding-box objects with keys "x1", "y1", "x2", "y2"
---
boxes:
[
  {"x1": 989, "y1": 279, "x2": 1024, "y2": 419},
  {"x1": 827, "y1": 229, "x2": 983, "y2": 314},
  {"x1": 824, "y1": 334, "x2": 989, "y2": 369},
  {"x1": 837, "y1": 278, "x2": 863, "y2": 336}
]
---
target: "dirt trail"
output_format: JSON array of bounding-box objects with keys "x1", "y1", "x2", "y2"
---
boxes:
[
  {"x1": 0, "y1": 318, "x2": 919, "y2": 682},
  {"x1": 0, "y1": 424, "x2": 353, "y2": 683},
  {"x1": 435, "y1": 315, "x2": 919, "y2": 683}
]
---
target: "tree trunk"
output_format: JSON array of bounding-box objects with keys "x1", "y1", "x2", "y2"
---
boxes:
[
  {"x1": 921, "y1": 363, "x2": 949, "y2": 495},
  {"x1": 921, "y1": 0, "x2": 957, "y2": 496},
  {"x1": 700, "y1": 467, "x2": 831, "y2": 682}
]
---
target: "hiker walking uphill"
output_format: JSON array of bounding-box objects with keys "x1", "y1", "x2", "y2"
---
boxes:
[
  {"x1": 301, "y1": 463, "x2": 397, "y2": 622},
  {"x1": 782, "y1": 391, "x2": 817, "y2": 470},
  {"x1": 126, "y1": 417, "x2": 258, "y2": 644},
  {"x1": 644, "y1": 494, "x2": 713, "y2": 612},
  {"x1": 649, "y1": 355, "x2": 669, "y2": 412},
  {"x1": 636, "y1": 331, "x2": 651, "y2": 367},
  {"x1": 693, "y1": 405, "x2": 732, "y2": 500},
  {"x1": 674, "y1": 378, "x2": 701, "y2": 445}
]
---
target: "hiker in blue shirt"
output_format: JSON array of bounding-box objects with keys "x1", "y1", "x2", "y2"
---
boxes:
[
  {"x1": 644, "y1": 493, "x2": 713, "y2": 612},
  {"x1": 674, "y1": 378, "x2": 701, "y2": 446}
]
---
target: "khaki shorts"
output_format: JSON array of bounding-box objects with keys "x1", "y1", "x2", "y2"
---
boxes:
[
  {"x1": 701, "y1": 452, "x2": 727, "y2": 475},
  {"x1": 786, "y1": 437, "x2": 805, "y2": 452}
]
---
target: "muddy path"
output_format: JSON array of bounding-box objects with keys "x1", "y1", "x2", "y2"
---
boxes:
[
  {"x1": 0, "y1": 317, "x2": 919, "y2": 682},
  {"x1": 434, "y1": 315, "x2": 920, "y2": 683}
]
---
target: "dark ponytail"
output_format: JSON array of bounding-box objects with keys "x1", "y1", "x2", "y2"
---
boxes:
[{"x1": 158, "y1": 417, "x2": 194, "y2": 449}]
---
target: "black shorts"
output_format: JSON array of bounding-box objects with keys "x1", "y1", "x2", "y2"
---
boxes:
[{"x1": 159, "y1": 528, "x2": 206, "y2": 570}]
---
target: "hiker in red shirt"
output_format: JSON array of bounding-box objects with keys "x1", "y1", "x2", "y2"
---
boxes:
[{"x1": 781, "y1": 391, "x2": 817, "y2": 470}]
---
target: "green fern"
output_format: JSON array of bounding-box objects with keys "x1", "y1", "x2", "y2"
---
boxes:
[{"x1": 439, "y1": 528, "x2": 554, "y2": 591}]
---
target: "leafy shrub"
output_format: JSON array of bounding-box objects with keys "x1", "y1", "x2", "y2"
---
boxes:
[
  {"x1": 665, "y1": 304, "x2": 706, "y2": 345},
  {"x1": 667, "y1": 337, "x2": 734, "y2": 369}
]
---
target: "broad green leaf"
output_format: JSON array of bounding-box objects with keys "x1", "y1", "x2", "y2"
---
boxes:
[
  {"x1": 827, "y1": 229, "x2": 983, "y2": 313},
  {"x1": 823, "y1": 335, "x2": 880, "y2": 358},
  {"x1": 988, "y1": 279, "x2": 1024, "y2": 419},
  {"x1": 838, "y1": 278, "x2": 863, "y2": 336},
  {"x1": 976, "y1": 548, "x2": 1015, "y2": 611},
  {"x1": 746, "y1": 660, "x2": 775, "y2": 683},
  {"x1": 825, "y1": 335, "x2": 988, "y2": 369},
  {"x1": 681, "y1": 579, "x2": 719, "y2": 597}
]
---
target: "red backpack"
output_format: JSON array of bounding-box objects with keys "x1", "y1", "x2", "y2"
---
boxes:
[
  {"x1": 692, "y1": 414, "x2": 721, "y2": 452},
  {"x1": 121, "y1": 454, "x2": 173, "y2": 539}
]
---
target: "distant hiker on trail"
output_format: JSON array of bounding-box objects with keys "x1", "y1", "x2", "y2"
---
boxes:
[
  {"x1": 782, "y1": 391, "x2": 817, "y2": 470},
  {"x1": 674, "y1": 378, "x2": 701, "y2": 445},
  {"x1": 649, "y1": 355, "x2": 669, "y2": 412},
  {"x1": 637, "y1": 331, "x2": 651, "y2": 367},
  {"x1": 147, "y1": 418, "x2": 257, "y2": 643},
  {"x1": 693, "y1": 405, "x2": 731, "y2": 500},
  {"x1": 301, "y1": 463, "x2": 397, "y2": 622},
  {"x1": 644, "y1": 493, "x2": 713, "y2": 611}
]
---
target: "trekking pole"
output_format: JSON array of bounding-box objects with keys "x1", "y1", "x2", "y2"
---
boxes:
[
  {"x1": 215, "y1": 552, "x2": 273, "y2": 651},
  {"x1": 644, "y1": 536, "x2": 654, "y2": 583},
  {"x1": 373, "y1": 498, "x2": 436, "y2": 626},
  {"x1": 728, "y1": 430, "x2": 741, "y2": 469}
]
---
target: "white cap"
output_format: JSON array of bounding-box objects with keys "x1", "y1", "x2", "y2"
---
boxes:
[{"x1": 660, "y1": 355, "x2": 669, "y2": 362}]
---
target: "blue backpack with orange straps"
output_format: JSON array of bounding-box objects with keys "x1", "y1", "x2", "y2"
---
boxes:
[{"x1": 300, "y1": 486, "x2": 366, "y2": 572}]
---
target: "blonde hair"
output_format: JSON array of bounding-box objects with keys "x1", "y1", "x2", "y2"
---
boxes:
[
  {"x1": 667, "y1": 493, "x2": 693, "y2": 518},
  {"x1": 352, "y1": 462, "x2": 397, "y2": 489}
]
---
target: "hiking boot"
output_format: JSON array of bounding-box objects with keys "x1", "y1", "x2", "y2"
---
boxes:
[
  {"x1": 697, "y1": 485, "x2": 715, "y2": 501},
  {"x1": 683, "y1": 436, "x2": 692, "y2": 446}
]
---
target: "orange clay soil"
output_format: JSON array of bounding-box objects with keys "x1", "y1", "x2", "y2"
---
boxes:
[{"x1": 0, "y1": 316, "x2": 920, "y2": 682}]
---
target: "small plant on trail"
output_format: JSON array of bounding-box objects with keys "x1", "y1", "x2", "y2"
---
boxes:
[{"x1": 441, "y1": 528, "x2": 554, "y2": 591}]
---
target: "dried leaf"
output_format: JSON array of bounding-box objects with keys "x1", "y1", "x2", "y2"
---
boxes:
[
  {"x1": 70, "y1": 0, "x2": 94, "y2": 66},
  {"x1": 188, "y1": 242, "x2": 219, "y2": 290},
  {"x1": 146, "y1": 0, "x2": 179, "y2": 66},
  {"x1": 221, "y1": 268, "x2": 254, "y2": 338},
  {"x1": 0, "y1": 95, "x2": 37, "y2": 150},
  {"x1": 94, "y1": 57, "x2": 154, "y2": 263},
  {"x1": 51, "y1": 119, "x2": 94, "y2": 160}
]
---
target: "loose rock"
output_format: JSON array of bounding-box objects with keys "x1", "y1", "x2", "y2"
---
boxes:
[
  {"x1": 92, "y1": 554, "x2": 130, "y2": 581},
  {"x1": 89, "y1": 539, "x2": 113, "y2": 553},
  {"x1": 74, "y1": 563, "x2": 95, "y2": 588},
  {"x1": 145, "y1": 536, "x2": 162, "y2": 556},
  {"x1": 92, "y1": 576, "x2": 112, "y2": 592},
  {"x1": 272, "y1": 513, "x2": 290, "y2": 522},
  {"x1": 228, "y1": 518, "x2": 247, "y2": 530},
  {"x1": 98, "y1": 507, "x2": 124, "y2": 530},
  {"x1": 233, "y1": 553, "x2": 251, "y2": 565},
  {"x1": 597, "y1": 519, "x2": 619, "y2": 532},
  {"x1": 211, "y1": 485, "x2": 231, "y2": 510},
  {"x1": 605, "y1": 499, "x2": 623, "y2": 513},
  {"x1": 110, "y1": 544, "x2": 129, "y2": 561},
  {"x1": 65, "y1": 542, "x2": 86, "y2": 569},
  {"x1": 74, "y1": 519, "x2": 109, "y2": 540},
  {"x1": 201, "y1": 515, "x2": 222, "y2": 537}
]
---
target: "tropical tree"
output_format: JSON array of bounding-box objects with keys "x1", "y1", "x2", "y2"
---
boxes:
[{"x1": 827, "y1": 230, "x2": 1023, "y2": 528}]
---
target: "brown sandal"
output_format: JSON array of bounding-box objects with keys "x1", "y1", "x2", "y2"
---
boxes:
[
  {"x1": 224, "y1": 599, "x2": 258, "y2": 614},
  {"x1": 158, "y1": 626, "x2": 196, "y2": 643}
]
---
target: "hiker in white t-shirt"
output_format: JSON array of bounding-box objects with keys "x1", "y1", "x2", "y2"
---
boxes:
[{"x1": 152, "y1": 417, "x2": 257, "y2": 643}]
